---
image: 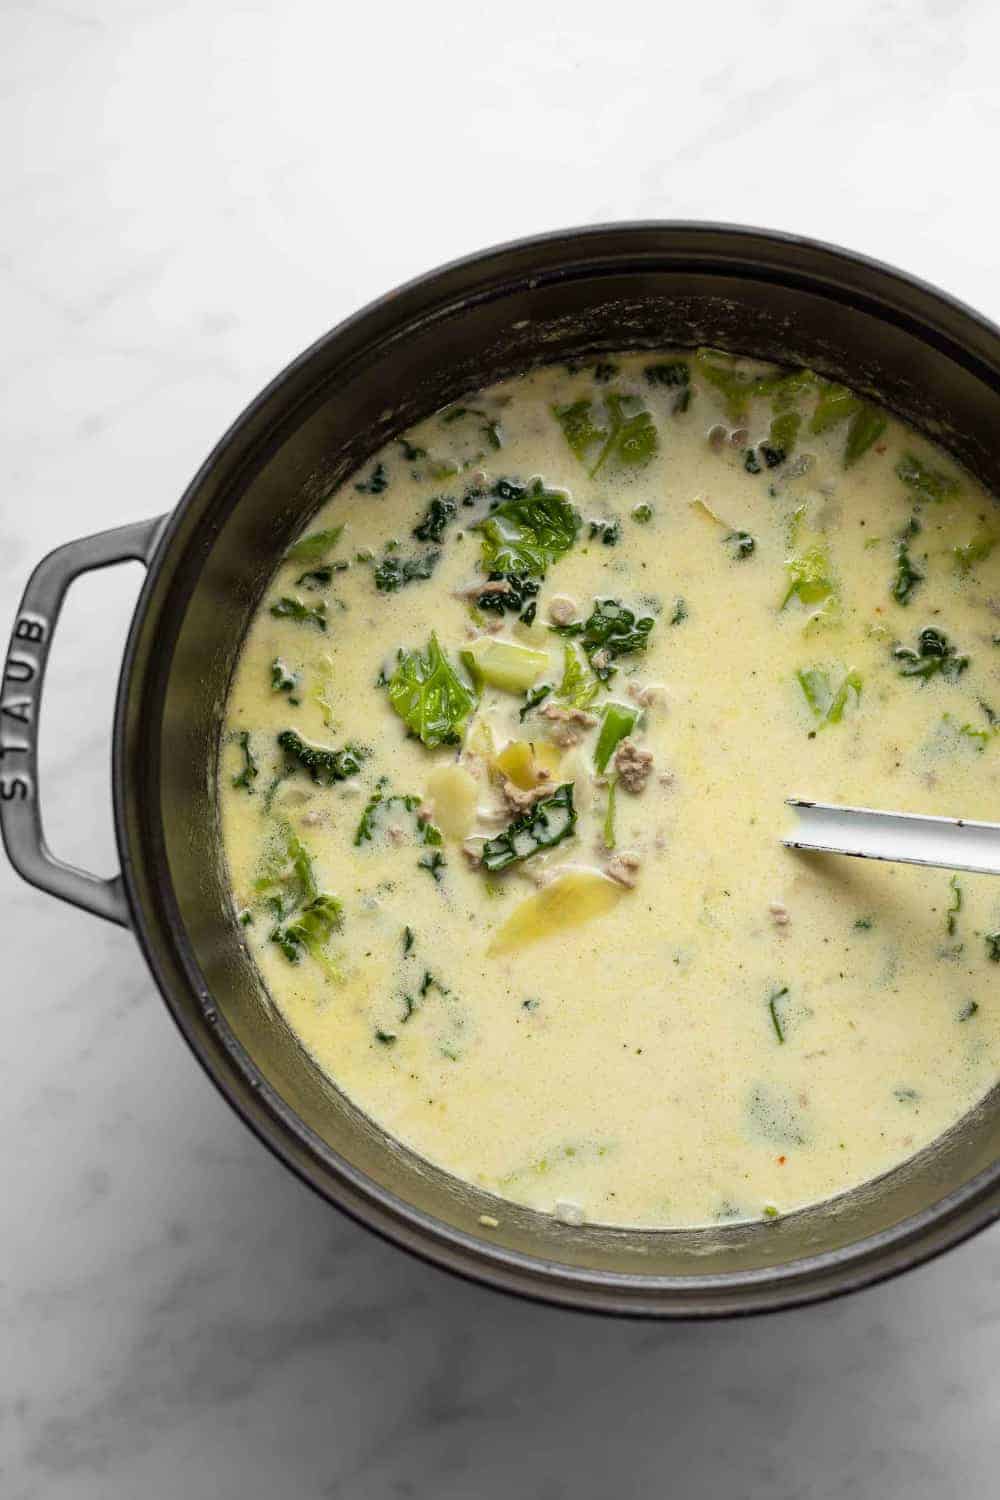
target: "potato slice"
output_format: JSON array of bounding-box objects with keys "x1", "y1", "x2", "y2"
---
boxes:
[
  {"x1": 425, "y1": 764, "x2": 478, "y2": 840},
  {"x1": 487, "y1": 868, "x2": 623, "y2": 954}
]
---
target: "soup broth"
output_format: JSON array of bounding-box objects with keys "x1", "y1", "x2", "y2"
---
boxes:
[{"x1": 220, "y1": 351, "x2": 1000, "y2": 1229}]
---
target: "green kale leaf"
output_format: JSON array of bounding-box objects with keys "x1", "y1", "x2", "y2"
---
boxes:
[
  {"x1": 481, "y1": 783, "x2": 577, "y2": 872},
  {"x1": 386, "y1": 632, "x2": 477, "y2": 747},
  {"x1": 474, "y1": 477, "x2": 580, "y2": 577},
  {"x1": 277, "y1": 729, "x2": 365, "y2": 784}
]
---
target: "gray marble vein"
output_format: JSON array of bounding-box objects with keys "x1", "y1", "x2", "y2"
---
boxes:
[{"x1": 3, "y1": 0, "x2": 1000, "y2": 1495}]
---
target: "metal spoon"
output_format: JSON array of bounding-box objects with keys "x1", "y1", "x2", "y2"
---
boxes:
[{"x1": 783, "y1": 798, "x2": 1000, "y2": 876}]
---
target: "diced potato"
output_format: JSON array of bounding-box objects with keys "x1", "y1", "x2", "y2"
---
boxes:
[
  {"x1": 487, "y1": 868, "x2": 624, "y2": 954},
  {"x1": 494, "y1": 738, "x2": 563, "y2": 789},
  {"x1": 531, "y1": 740, "x2": 562, "y2": 779},
  {"x1": 495, "y1": 739, "x2": 536, "y2": 789},
  {"x1": 461, "y1": 638, "x2": 548, "y2": 694},
  {"x1": 425, "y1": 765, "x2": 478, "y2": 840}
]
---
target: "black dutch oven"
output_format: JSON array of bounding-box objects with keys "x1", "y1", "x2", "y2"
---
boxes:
[{"x1": 4, "y1": 223, "x2": 1000, "y2": 1317}]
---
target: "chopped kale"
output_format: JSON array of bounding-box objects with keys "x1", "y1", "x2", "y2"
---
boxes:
[
  {"x1": 397, "y1": 437, "x2": 427, "y2": 462},
  {"x1": 891, "y1": 541, "x2": 924, "y2": 605},
  {"x1": 270, "y1": 658, "x2": 299, "y2": 700},
  {"x1": 744, "y1": 448, "x2": 761, "y2": 475},
  {"x1": 670, "y1": 597, "x2": 688, "y2": 626},
  {"x1": 474, "y1": 570, "x2": 540, "y2": 618},
  {"x1": 724, "y1": 530, "x2": 756, "y2": 560},
  {"x1": 631, "y1": 503, "x2": 654, "y2": 524},
  {"x1": 644, "y1": 360, "x2": 689, "y2": 389},
  {"x1": 768, "y1": 985, "x2": 789, "y2": 1044},
  {"x1": 552, "y1": 392, "x2": 658, "y2": 476},
  {"x1": 958, "y1": 1000, "x2": 980, "y2": 1022},
  {"x1": 552, "y1": 597, "x2": 655, "y2": 682},
  {"x1": 474, "y1": 477, "x2": 580, "y2": 577},
  {"x1": 589, "y1": 518, "x2": 621, "y2": 546},
  {"x1": 986, "y1": 932, "x2": 1000, "y2": 963},
  {"x1": 519, "y1": 683, "x2": 553, "y2": 721},
  {"x1": 355, "y1": 462, "x2": 389, "y2": 494},
  {"x1": 375, "y1": 1028, "x2": 397, "y2": 1045},
  {"x1": 767, "y1": 406, "x2": 801, "y2": 461},
  {"x1": 481, "y1": 783, "x2": 577, "y2": 872},
  {"x1": 796, "y1": 666, "x2": 862, "y2": 728},
  {"x1": 892, "y1": 627, "x2": 969, "y2": 683},
  {"x1": 843, "y1": 405, "x2": 887, "y2": 468},
  {"x1": 296, "y1": 562, "x2": 348, "y2": 589},
  {"x1": 386, "y1": 633, "x2": 477, "y2": 747},
  {"x1": 402, "y1": 925, "x2": 415, "y2": 954},
  {"x1": 277, "y1": 729, "x2": 365, "y2": 784},
  {"x1": 284, "y1": 525, "x2": 345, "y2": 564},
  {"x1": 373, "y1": 550, "x2": 440, "y2": 592},
  {"x1": 810, "y1": 382, "x2": 860, "y2": 434},
  {"x1": 953, "y1": 532, "x2": 994, "y2": 575},
  {"x1": 418, "y1": 849, "x2": 446, "y2": 882},
  {"x1": 270, "y1": 596, "x2": 327, "y2": 631},
  {"x1": 781, "y1": 542, "x2": 835, "y2": 613},
  {"x1": 947, "y1": 875, "x2": 962, "y2": 936},
  {"x1": 555, "y1": 642, "x2": 599, "y2": 708},
  {"x1": 896, "y1": 452, "x2": 960, "y2": 504},
  {"x1": 593, "y1": 360, "x2": 619, "y2": 383},
  {"x1": 231, "y1": 731, "x2": 258, "y2": 792},
  {"x1": 272, "y1": 893, "x2": 343, "y2": 969},
  {"x1": 354, "y1": 784, "x2": 442, "y2": 848},
  {"x1": 412, "y1": 496, "x2": 457, "y2": 543}
]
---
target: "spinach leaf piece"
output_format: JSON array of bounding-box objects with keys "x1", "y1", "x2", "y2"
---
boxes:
[
  {"x1": 481, "y1": 783, "x2": 577, "y2": 872},
  {"x1": 386, "y1": 632, "x2": 477, "y2": 748}
]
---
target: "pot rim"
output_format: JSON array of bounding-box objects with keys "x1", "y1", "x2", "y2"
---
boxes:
[{"x1": 113, "y1": 220, "x2": 1000, "y2": 1317}]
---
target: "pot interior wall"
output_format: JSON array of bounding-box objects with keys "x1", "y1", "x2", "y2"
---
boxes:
[{"x1": 126, "y1": 229, "x2": 1000, "y2": 1292}]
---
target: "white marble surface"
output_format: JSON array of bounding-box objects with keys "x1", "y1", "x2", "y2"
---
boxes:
[{"x1": 4, "y1": 1, "x2": 1000, "y2": 1494}]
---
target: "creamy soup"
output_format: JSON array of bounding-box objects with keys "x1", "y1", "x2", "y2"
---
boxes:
[{"x1": 221, "y1": 350, "x2": 1000, "y2": 1230}]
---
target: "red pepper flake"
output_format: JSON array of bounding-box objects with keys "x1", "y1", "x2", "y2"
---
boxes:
[{"x1": 776, "y1": 1155, "x2": 787, "y2": 1165}]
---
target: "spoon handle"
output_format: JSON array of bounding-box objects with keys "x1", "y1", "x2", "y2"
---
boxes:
[{"x1": 782, "y1": 799, "x2": 1000, "y2": 876}]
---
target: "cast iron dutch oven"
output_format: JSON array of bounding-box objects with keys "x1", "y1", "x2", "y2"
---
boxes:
[{"x1": 5, "y1": 223, "x2": 1000, "y2": 1317}]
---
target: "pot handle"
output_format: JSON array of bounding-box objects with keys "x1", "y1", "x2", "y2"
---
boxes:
[{"x1": 0, "y1": 515, "x2": 167, "y2": 927}]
